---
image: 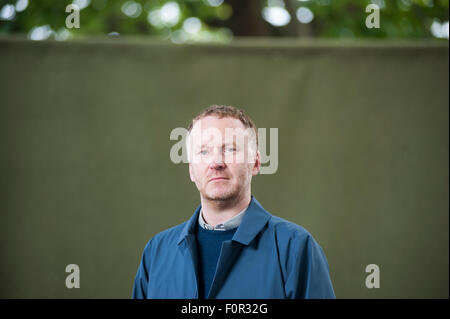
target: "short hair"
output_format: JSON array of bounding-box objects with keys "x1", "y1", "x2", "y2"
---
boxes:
[{"x1": 186, "y1": 105, "x2": 258, "y2": 162}]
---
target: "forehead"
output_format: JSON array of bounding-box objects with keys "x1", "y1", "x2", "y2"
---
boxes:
[{"x1": 190, "y1": 116, "x2": 249, "y2": 145}]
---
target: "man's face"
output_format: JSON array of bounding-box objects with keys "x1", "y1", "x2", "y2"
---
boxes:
[{"x1": 188, "y1": 116, "x2": 260, "y2": 202}]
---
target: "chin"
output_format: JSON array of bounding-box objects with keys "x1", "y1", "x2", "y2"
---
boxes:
[{"x1": 204, "y1": 189, "x2": 237, "y2": 201}]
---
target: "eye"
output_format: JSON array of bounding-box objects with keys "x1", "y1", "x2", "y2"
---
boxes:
[
  {"x1": 199, "y1": 149, "x2": 209, "y2": 155},
  {"x1": 225, "y1": 147, "x2": 236, "y2": 153}
]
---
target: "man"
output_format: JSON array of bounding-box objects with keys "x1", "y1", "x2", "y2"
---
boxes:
[{"x1": 132, "y1": 105, "x2": 335, "y2": 299}]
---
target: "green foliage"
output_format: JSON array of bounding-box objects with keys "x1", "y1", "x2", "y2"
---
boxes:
[{"x1": 0, "y1": 0, "x2": 448, "y2": 41}]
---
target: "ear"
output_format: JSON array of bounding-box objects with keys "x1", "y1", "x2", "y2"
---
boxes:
[
  {"x1": 188, "y1": 163, "x2": 195, "y2": 182},
  {"x1": 252, "y1": 150, "x2": 261, "y2": 176}
]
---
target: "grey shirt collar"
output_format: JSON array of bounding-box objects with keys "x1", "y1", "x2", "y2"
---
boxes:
[{"x1": 198, "y1": 206, "x2": 247, "y2": 231}]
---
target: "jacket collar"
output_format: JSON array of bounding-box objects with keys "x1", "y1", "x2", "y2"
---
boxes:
[
  {"x1": 198, "y1": 205, "x2": 247, "y2": 231},
  {"x1": 177, "y1": 195, "x2": 271, "y2": 246}
]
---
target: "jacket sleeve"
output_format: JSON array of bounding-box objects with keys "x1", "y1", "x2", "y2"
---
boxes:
[
  {"x1": 132, "y1": 239, "x2": 153, "y2": 299},
  {"x1": 284, "y1": 234, "x2": 336, "y2": 299}
]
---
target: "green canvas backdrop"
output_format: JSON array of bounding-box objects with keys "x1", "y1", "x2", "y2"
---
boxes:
[{"x1": 0, "y1": 37, "x2": 448, "y2": 298}]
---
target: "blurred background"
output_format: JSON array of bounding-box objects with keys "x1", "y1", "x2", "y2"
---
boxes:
[
  {"x1": 0, "y1": 0, "x2": 449, "y2": 41},
  {"x1": 0, "y1": 0, "x2": 448, "y2": 299}
]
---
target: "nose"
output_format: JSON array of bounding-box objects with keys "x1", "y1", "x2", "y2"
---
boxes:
[{"x1": 209, "y1": 148, "x2": 226, "y2": 170}]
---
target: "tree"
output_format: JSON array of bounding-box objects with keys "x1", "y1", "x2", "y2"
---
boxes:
[{"x1": 0, "y1": 0, "x2": 448, "y2": 41}]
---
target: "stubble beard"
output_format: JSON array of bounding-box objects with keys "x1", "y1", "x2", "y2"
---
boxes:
[
  {"x1": 201, "y1": 173, "x2": 251, "y2": 209},
  {"x1": 202, "y1": 180, "x2": 246, "y2": 208},
  {"x1": 204, "y1": 183, "x2": 238, "y2": 202}
]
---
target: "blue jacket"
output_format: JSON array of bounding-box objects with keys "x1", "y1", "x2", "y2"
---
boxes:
[{"x1": 132, "y1": 196, "x2": 336, "y2": 299}]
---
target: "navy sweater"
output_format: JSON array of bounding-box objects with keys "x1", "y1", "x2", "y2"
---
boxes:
[{"x1": 195, "y1": 223, "x2": 237, "y2": 299}]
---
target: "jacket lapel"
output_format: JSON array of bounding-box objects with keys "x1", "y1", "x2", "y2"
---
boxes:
[
  {"x1": 177, "y1": 204, "x2": 202, "y2": 298},
  {"x1": 207, "y1": 196, "x2": 272, "y2": 298}
]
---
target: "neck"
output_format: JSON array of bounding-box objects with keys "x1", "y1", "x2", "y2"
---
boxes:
[{"x1": 200, "y1": 190, "x2": 251, "y2": 227}]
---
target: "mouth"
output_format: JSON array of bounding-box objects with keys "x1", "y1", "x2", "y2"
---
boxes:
[{"x1": 209, "y1": 177, "x2": 229, "y2": 182}]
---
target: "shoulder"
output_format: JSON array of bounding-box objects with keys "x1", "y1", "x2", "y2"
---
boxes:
[
  {"x1": 266, "y1": 215, "x2": 322, "y2": 252},
  {"x1": 265, "y1": 215, "x2": 329, "y2": 273},
  {"x1": 268, "y1": 215, "x2": 312, "y2": 240},
  {"x1": 141, "y1": 221, "x2": 188, "y2": 253},
  {"x1": 252, "y1": 197, "x2": 312, "y2": 242}
]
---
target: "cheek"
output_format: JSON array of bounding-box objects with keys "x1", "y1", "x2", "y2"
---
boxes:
[
  {"x1": 192, "y1": 165, "x2": 208, "y2": 182},
  {"x1": 230, "y1": 164, "x2": 252, "y2": 180}
]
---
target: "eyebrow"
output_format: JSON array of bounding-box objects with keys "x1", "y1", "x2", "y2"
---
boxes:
[{"x1": 199, "y1": 142, "x2": 236, "y2": 147}]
